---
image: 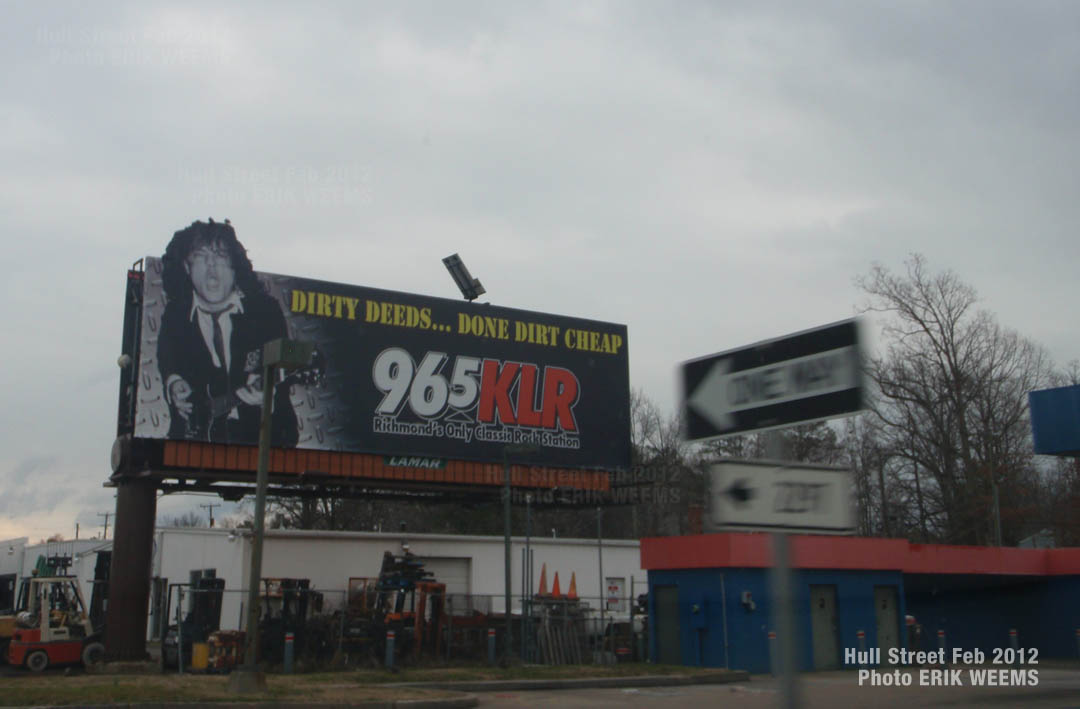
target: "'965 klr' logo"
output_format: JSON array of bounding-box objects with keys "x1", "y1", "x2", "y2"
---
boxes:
[{"x1": 372, "y1": 348, "x2": 580, "y2": 431}]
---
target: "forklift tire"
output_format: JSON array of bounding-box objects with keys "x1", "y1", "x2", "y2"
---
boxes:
[
  {"x1": 25, "y1": 649, "x2": 49, "y2": 673},
  {"x1": 82, "y1": 642, "x2": 105, "y2": 668}
]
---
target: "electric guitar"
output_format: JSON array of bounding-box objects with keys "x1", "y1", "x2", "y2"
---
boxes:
[{"x1": 184, "y1": 347, "x2": 326, "y2": 441}]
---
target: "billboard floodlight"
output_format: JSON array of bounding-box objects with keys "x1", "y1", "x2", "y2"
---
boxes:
[{"x1": 442, "y1": 253, "x2": 486, "y2": 301}]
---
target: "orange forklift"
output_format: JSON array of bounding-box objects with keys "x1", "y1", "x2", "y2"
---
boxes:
[
  {"x1": 7, "y1": 575, "x2": 104, "y2": 672},
  {"x1": 344, "y1": 551, "x2": 447, "y2": 663}
]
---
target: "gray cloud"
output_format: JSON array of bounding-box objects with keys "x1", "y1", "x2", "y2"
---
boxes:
[{"x1": 1, "y1": 1, "x2": 1077, "y2": 535}]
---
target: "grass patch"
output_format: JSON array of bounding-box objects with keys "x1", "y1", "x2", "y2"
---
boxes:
[
  {"x1": 0, "y1": 674, "x2": 452, "y2": 707},
  {"x1": 0, "y1": 662, "x2": 737, "y2": 705},
  {"x1": 298, "y1": 662, "x2": 734, "y2": 684}
]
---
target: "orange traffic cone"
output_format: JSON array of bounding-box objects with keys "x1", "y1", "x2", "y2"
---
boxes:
[
  {"x1": 567, "y1": 572, "x2": 578, "y2": 599},
  {"x1": 551, "y1": 571, "x2": 562, "y2": 598},
  {"x1": 537, "y1": 563, "x2": 548, "y2": 596}
]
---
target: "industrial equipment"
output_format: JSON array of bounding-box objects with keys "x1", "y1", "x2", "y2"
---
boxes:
[
  {"x1": 161, "y1": 569, "x2": 225, "y2": 669},
  {"x1": 343, "y1": 550, "x2": 455, "y2": 665},
  {"x1": 1, "y1": 556, "x2": 90, "y2": 665},
  {"x1": 257, "y1": 577, "x2": 329, "y2": 666},
  {"x1": 6, "y1": 575, "x2": 104, "y2": 672}
]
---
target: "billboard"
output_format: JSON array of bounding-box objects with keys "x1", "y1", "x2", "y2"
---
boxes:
[{"x1": 131, "y1": 229, "x2": 630, "y2": 471}]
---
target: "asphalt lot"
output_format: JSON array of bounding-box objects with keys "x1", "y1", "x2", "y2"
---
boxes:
[{"x1": 477, "y1": 668, "x2": 1080, "y2": 708}]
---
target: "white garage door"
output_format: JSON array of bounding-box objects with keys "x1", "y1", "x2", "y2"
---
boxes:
[{"x1": 417, "y1": 557, "x2": 471, "y2": 595}]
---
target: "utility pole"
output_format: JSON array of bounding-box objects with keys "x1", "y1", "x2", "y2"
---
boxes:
[
  {"x1": 230, "y1": 337, "x2": 313, "y2": 694},
  {"x1": 201, "y1": 503, "x2": 220, "y2": 528},
  {"x1": 502, "y1": 453, "x2": 513, "y2": 666},
  {"x1": 98, "y1": 512, "x2": 111, "y2": 539},
  {"x1": 597, "y1": 506, "x2": 605, "y2": 660}
]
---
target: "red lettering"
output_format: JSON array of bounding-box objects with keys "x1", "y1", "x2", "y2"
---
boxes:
[
  {"x1": 477, "y1": 359, "x2": 520, "y2": 425},
  {"x1": 541, "y1": 366, "x2": 579, "y2": 432},
  {"x1": 516, "y1": 364, "x2": 542, "y2": 427}
]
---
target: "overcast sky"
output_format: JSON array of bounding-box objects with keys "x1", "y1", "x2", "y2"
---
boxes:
[{"x1": 2, "y1": 1, "x2": 1078, "y2": 542}]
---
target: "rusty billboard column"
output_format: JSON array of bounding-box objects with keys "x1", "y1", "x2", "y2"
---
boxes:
[{"x1": 104, "y1": 477, "x2": 157, "y2": 660}]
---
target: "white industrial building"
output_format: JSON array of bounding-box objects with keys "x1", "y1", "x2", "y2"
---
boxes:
[{"x1": 2, "y1": 529, "x2": 643, "y2": 639}]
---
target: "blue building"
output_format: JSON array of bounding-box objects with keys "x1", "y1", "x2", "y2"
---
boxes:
[{"x1": 642, "y1": 533, "x2": 1080, "y2": 673}]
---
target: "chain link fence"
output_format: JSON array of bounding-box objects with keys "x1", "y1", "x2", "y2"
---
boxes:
[{"x1": 156, "y1": 584, "x2": 648, "y2": 674}]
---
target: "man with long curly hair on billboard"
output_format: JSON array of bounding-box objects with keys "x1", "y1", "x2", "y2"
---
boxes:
[{"x1": 157, "y1": 219, "x2": 299, "y2": 447}]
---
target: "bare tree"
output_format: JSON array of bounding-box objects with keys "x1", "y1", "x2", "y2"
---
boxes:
[
  {"x1": 618, "y1": 389, "x2": 704, "y2": 537},
  {"x1": 856, "y1": 254, "x2": 1054, "y2": 545},
  {"x1": 841, "y1": 416, "x2": 890, "y2": 537},
  {"x1": 161, "y1": 511, "x2": 207, "y2": 528}
]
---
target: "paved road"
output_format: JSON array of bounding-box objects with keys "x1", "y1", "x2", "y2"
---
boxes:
[{"x1": 477, "y1": 668, "x2": 1080, "y2": 708}]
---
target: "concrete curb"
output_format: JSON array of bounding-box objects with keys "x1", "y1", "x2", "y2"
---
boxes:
[{"x1": 390, "y1": 670, "x2": 750, "y2": 692}]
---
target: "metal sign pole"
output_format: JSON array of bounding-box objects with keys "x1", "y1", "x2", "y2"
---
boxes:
[
  {"x1": 765, "y1": 432, "x2": 799, "y2": 709},
  {"x1": 772, "y1": 532, "x2": 798, "y2": 708}
]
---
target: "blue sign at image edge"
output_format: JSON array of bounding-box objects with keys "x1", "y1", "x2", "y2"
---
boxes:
[{"x1": 1029, "y1": 384, "x2": 1080, "y2": 456}]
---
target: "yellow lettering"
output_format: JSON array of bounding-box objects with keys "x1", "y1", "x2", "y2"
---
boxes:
[
  {"x1": 292, "y1": 290, "x2": 366, "y2": 321},
  {"x1": 419, "y1": 307, "x2": 431, "y2": 329}
]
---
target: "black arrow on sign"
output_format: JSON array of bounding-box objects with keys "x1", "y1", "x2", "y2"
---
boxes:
[{"x1": 724, "y1": 479, "x2": 756, "y2": 507}]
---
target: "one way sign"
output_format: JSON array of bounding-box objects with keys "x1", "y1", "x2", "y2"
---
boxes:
[{"x1": 681, "y1": 319, "x2": 863, "y2": 440}]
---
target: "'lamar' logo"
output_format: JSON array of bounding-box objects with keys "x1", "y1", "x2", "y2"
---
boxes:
[{"x1": 384, "y1": 456, "x2": 446, "y2": 469}]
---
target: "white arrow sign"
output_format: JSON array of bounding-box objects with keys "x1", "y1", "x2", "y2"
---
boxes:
[
  {"x1": 707, "y1": 460, "x2": 854, "y2": 534},
  {"x1": 688, "y1": 346, "x2": 859, "y2": 433}
]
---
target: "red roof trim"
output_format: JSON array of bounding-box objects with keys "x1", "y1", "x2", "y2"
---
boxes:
[{"x1": 640, "y1": 533, "x2": 1080, "y2": 576}]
